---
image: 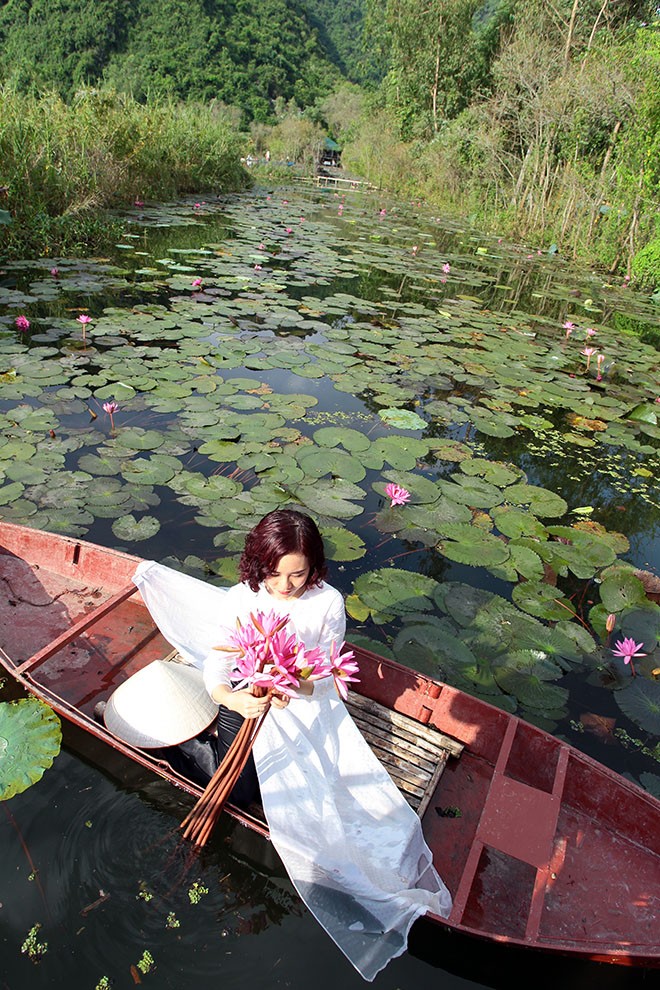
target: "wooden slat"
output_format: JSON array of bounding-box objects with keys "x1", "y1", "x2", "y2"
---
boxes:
[
  {"x1": 349, "y1": 692, "x2": 464, "y2": 757},
  {"x1": 346, "y1": 692, "x2": 462, "y2": 814}
]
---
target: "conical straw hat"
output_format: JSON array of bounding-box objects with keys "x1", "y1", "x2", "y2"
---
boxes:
[{"x1": 103, "y1": 659, "x2": 218, "y2": 749}]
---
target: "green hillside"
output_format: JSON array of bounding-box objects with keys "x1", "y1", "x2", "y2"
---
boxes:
[{"x1": 0, "y1": 0, "x2": 366, "y2": 119}]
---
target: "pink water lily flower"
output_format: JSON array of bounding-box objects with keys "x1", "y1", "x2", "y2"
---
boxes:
[
  {"x1": 563, "y1": 321, "x2": 575, "y2": 331},
  {"x1": 15, "y1": 315, "x2": 30, "y2": 331},
  {"x1": 442, "y1": 262, "x2": 451, "y2": 274},
  {"x1": 582, "y1": 346, "x2": 596, "y2": 370},
  {"x1": 385, "y1": 482, "x2": 411, "y2": 507},
  {"x1": 612, "y1": 637, "x2": 646, "y2": 677},
  {"x1": 50, "y1": 267, "x2": 60, "y2": 277},
  {"x1": 192, "y1": 277, "x2": 203, "y2": 289},
  {"x1": 77, "y1": 313, "x2": 92, "y2": 343},
  {"x1": 585, "y1": 327, "x2": 597, "y2": 337},
  {"x1": 102, "y1": 400, "x2": 119, "y2": 431},
  {"x1": 328, "y1": 642, "x2": 360, "y2": 700}
]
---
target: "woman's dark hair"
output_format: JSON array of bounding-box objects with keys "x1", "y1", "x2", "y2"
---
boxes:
[{"x1": 239, "y1": 510, "x2": 327, "y2": 592}]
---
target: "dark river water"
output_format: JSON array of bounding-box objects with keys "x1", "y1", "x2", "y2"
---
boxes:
[{"x1": 1, "y1": 183, "x2": 659, "y2": 989}]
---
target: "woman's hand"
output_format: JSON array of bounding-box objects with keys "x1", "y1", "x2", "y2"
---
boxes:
[{"x1": 225, "y1": 687, "x2": 271, "y2": 720}]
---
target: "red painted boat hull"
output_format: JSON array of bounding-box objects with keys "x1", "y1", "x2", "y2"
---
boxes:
[{"x1": 1, "y1": 522, "x2": 659, "y2": 968}]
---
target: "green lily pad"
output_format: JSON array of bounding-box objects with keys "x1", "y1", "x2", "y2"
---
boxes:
[
  {"x1": 438, "y1": 524, "x2": 510, "y2": 567},
  {"x1": 505, "y1": 484, "x2": 568, "y2": 518},
  {"x1": 111, "y1": 514, "x2": 161, "y2": 541},
  {"x1": 362, "y1": 436, "x2": 430, "y2": 471},
  {"x1": 491, "y1": 505, "x2": 548, "y2": 540},
  {"x1": 459, "y1": 459, "x2": 524, "y2": 487},
  {"x1": 313, "y1": 427, "x2": 371, "y2": 452},
  {"x1": 323, "y1": 527, "x2": 366, "y2": 561},
  {"x1": 438, "y1": 476, "x2": 504, "y2": 509},
  {"x1": 353, "y1": 568, "x2": 441, "y2": 616},
  {"x1": 0, "y1": 698, "x2": 62, "y2": 800},
  {"x1": 113, "y1": 429, "x2": 165, "y2": 452},
  {"x1": 295, "y1": 445, "x2": 366, "y2": 483},
  {"x1": 626, "y1": 403, "x2": 657, "y2": 425},
  {"x1": 120, "y1": 455, "x2": 180, "y2": 486},
  {"x1": 615, "y1": 680, "x2": 660, "y2": 734},
  {"x1": 378, "y1": 408, "x2": 427, "y2": 430},
  {"x1": 512, "y1": 581, "x2": 574, "y2": 621},
  {"x1": 295, "y1": 478, "x2": 364, "y2": 519},
  {"x1": 599, "y1": 571, "x2": 648, "y2": 612},
  {"x1": 493, "y1": 670, "x2": 569, "y2": 710}
]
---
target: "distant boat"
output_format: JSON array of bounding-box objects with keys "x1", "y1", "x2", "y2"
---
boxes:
[{"x1": 1, "y1": 521, "x2": 659, "y2": 969}]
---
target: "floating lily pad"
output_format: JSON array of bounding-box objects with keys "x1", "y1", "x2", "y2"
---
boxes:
[
  {"x1": 295, "y1": 479, "x2": 364, "y2": 520},
  {"x1": 322, "y1": 527, "x2": 366, "y2": 561},
  {"x1": 493, "y1": 670, "x2": 569, "y2": 710},
  {"x1": 505, "y1": 483, "x2": 568, "y2": 518},
  {"x1": 599, "y1": 571, "x2": 649, "y2": 612},
  {"x1": 378, "y1": 408, "x2": 426, "y2": 430},
  {"x1": 313, "y1": 427, "x2": 371, "y2": 452},
  {"x1": 0, "y1": 698, "x2": 62, "y2": 800},
  {"x1": 113, "y1": 429, "x2": 165, "y2": 451},
  {"x1": 512, "y1": 581, "x2": 574, "y2": 621},
  {"x1": 353, "y1": 568, "x2": 441, "y2": 616},
  {"x1": 437, "y1": 524, "x2": 510, "y2": 567},
  {"x1": 615, "y1": 680, "x2": 660, "y2": 734},
  {"x1": 295, "y1": 445, "x2": 366, "y2": 483},
  {"x1": 111, "y1": 514, "x2": 161, "y2": 541}
]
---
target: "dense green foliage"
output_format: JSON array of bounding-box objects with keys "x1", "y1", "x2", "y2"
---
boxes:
[
  {"x1": 304, "y1": 0, "x2": 375, "y2": 84},
  {"x1": 346, "y1": 1, "x2": 660, "y2": 282},
  {"x1": 0, "y1": 0, "x2": 348, "y2": 120},
  {"x1": 0, "y1": 89, "x2": 249, "y2": 257}
]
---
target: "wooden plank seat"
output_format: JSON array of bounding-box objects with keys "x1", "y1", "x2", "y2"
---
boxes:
[{"x1": 345, "y1": 692, "x2": 463, "y2": 816}]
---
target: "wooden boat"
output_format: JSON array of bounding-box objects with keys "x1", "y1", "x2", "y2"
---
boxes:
[{"x1": 1, "y1": 521, "x2": 659, "y2": 969}]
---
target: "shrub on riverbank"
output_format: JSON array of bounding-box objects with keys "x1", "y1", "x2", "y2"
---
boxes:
[
  {"x1": 341, "y1": 11, "x2": 659, "y2": 286},
  {"x1": 0, "y1": 89, "x2": 250, "y2": 258}
]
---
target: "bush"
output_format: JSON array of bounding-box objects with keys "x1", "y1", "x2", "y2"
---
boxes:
[{"x1": 632, "y1": 234, "x2": 660, "y2": 291}]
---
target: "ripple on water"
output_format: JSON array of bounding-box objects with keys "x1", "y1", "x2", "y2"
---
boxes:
[{"x1": 4, "y1": 749, "x2": 306, "y2": 986}]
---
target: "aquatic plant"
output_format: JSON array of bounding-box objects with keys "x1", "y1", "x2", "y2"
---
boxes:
[
  {"x1": 385, "y1": 482, "x2": 411, "y2": 506},
  {"x1": 0, "y1": 699, "x2": 61, "y2": 801},
  {"x1": 612, "y1": 637, "x2": 646, "y2": 677}
]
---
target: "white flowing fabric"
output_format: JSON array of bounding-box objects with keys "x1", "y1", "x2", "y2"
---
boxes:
[{"x1": 133, "y1": 561, "x2": 452, "y2": 981}]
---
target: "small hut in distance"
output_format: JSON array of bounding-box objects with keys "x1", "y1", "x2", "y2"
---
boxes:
[{"x1": 320, "y1": 137, "x2": 342, "y2": 168}]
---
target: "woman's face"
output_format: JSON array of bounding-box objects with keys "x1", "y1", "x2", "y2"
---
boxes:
[{"x1": 264, "y1": 552, "x2": 310, "y2": 601}]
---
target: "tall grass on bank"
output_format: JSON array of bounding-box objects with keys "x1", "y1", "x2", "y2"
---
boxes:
[{"x1": 0, "y1": 88, "x2": 251, "y2": 258}]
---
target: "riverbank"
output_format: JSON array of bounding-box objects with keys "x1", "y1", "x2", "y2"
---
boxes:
[{"x1": 0, "y1": 89, "x2": 251, "y2": 260}]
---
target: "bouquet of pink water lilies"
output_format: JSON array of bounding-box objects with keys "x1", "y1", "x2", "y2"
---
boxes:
[
  {"x1": 220, "y1": 609, "x2": 358, "y2": 700},
  {"x1": 181, "y1": 610, "x2": 358, "y2": 846}
]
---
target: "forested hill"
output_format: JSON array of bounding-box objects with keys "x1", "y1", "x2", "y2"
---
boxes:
[{"x1": 0, "y1": 0, "x2": 367, "y2": 118}]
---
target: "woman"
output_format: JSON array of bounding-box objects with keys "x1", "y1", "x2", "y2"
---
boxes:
[
  {"x1": 133, "y1": 510, "x2": 452, "y2": 981},
  {"x1": 201, "y1": 510, "x2": 346, "y2": 806}
]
